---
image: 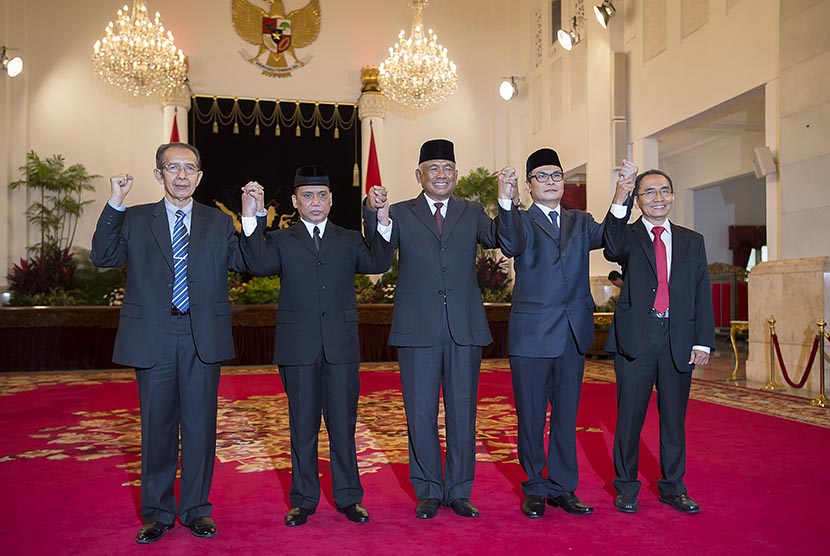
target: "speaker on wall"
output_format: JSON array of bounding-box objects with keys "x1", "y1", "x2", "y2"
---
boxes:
[{"x1": 752, "y1": 146, "x2": 776, "y2": 179}]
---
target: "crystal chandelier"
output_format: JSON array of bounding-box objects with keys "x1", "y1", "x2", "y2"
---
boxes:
[
  {"x1": 92, "y1": 1, "x2": 187, "y2": 97},
  {"x1": 379, "y1": 0, "x2": 458, "y2": 110}
]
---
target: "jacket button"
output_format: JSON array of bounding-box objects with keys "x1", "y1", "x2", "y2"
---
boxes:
[
  {"x1": 442, "y1": 267, "x2": 447, "y2": 272},
  {"x1": 438, "y1": 290, "x2": 444, "y2": 295},
  {"x1": 321, "y1": 311, "x2": 326, "y2": 317}
]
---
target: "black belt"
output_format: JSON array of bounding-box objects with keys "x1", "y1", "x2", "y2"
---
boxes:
[{"x1": 171, "y1": 307, "x2": 190, "y2": 316}]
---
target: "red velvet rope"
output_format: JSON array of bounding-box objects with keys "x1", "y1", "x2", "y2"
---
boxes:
[{"x1": 771, "y1": 332, "x2": 819, "y2": 389}]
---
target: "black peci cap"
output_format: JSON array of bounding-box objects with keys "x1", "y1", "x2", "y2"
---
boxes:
[
  {"x1": 418, "y1": 139, "x2": 455, "y2": 164},
  {"x1": 294, "y1": 165, "x2": 330, "y2": 188}
]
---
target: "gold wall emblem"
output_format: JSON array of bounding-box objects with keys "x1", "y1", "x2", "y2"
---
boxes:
[{"x1": 232, "y1": 0, "x2": 321, "y2": 78}]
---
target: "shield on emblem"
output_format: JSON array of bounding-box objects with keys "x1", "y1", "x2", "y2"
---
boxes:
[{"x1": 262, "y1": 17, "x2": 292, "y2": 54}]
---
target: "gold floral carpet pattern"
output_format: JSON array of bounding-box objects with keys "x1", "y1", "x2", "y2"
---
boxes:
[{"x1": 0, "y1": 359, "x2": 826, "y2": 484}]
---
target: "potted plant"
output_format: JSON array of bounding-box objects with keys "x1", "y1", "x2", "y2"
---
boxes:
[{"x1": 6, "y1": 151, "x2": 99, "y2": 305}]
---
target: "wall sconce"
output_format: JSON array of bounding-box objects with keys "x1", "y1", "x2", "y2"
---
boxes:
[
  {"x1": 1, "y1": 46, "x2": 23, "y2": 77},
  {"x1": 557, "y1": 17, "x2": 581, "y2": 51},
  {"x1": 498, "y1": 77, "x2": 520, "y2": 100},
  {"x1": 593, "y1": 1, "x2": 616, "y2": 29}
]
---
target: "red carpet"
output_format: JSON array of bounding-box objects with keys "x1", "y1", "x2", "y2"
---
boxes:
[{"x1": 1, "y1": 361, "x2": 827, "y2": 556}]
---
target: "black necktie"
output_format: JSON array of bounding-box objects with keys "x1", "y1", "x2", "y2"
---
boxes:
[
  {"x1": 549, "y1": 210, "x2": 560, "y2": 241},
  {"x1": 313, "y1": 226, "x2": 321, "y2": 252}
]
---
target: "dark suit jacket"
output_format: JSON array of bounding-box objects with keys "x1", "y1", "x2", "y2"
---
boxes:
[
  {"x1": 603, "y1": 214, "x2": 715, "y2": 371},
  {"x1": 363, "y1": 193, "x2": 498, "y2": 347},
  {"x1": 498, "y1": 203, "x2": 605, "y2": 357},
  {"x1": 240, "y1": 218, "x2": 392, "y2": 366},
  {"x1": 90, "y1": 201, "x2": 247, "y2": 368}
]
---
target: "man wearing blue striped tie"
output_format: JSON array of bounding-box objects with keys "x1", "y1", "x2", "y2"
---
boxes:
[{"x1": 91, "y1": 143, "x2": 249, "y2": 544}]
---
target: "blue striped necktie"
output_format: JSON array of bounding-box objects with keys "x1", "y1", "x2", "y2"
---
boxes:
[{"x1": 171, "y1": 210, "x2": 190, "y2": 312}]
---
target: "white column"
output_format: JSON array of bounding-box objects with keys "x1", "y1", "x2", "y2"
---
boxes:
[
  {"x1": 161, "y1": 82, "x2": 191, "y2": 144},
  {"x1": 357, "y1": 91, "x2": 387, "y2": 191},
  {"x1": 764, "y1": 79, "x2": 780, "y2": 261}
]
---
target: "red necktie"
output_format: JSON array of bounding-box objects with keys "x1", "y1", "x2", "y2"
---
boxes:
[
  {"x1": 652, "y1": 226, "x2": 669, "y2": 313},
  {"x1": 434, "y1": 202, "x2": 444, "y2": 234}
]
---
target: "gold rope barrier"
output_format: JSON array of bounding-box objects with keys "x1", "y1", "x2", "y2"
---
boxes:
[
  {"x1": 811, "y1": 318, "x2": 827, "y2": 408},
  {"x1": 763, "y1": 316, "x2": 784, "y2": 391}
]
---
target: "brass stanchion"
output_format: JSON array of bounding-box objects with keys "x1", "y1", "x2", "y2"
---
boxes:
[
  {"x1": 763, "y1": 315, "x2": 784, "y2": 391},
  {"x1": 730, "y1": 320, "x2": 749, "y2": 382},
  {"x1": 810, "y1": 318, "x2": 828, "y2": 408}
]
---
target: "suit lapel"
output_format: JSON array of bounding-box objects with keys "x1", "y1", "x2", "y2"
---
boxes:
[
  {"x1": 633, "y1": 217, "x2": 658, "y2": 277},
  {"x1": 668, "y1": 222, "x2": 688, "y2": 286},
  {"x1": 411, "y1": 192, "x2": 441, "y2": 240},
  {"x1": 149, "y1": 200, "x2": 174, "y2": 274},
  {"x1": 529, "y1": 204, "x2": 559, "y2": 245},
  {"x1": 441, "y1": 196, "x2": 463, "y2": 241},
  {"x1": 291, "y1": 222, "x2": 319, "y2": 256},
  {"x1": 319, "y1": 222, "x2": 339, "y2": 256},
  {"x1": 189, "y1": 202, "x2": 209, "y2": 268},
  {"x1": 560, "y1": 208, "x2": 574, "y2": 247}
]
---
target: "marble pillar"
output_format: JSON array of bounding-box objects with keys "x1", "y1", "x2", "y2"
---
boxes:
[{"x1": 746, "y1": 257, "x2": 830, "y2": 394}]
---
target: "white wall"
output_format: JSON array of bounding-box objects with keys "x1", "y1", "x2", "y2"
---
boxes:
[
  {"x1": 626, "y1": 0, "x2": 779, "y2": 144},
  {"x1": 0, "y1": 0, "x2": 522, "y2": 283},
  {"x1": 693, "y1": 174, "x2": 766, "y2": 266}
]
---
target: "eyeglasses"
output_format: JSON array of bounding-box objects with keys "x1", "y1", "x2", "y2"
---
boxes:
[
  {"x1": 637, "y1": 187, "x2": 673, "y2": 200},
  {"x1": 529, "y1": 171, "x2": 564, "y2": 183},
  {"x1": 161, "y1": 162, "x2": 199, "y2": 175}
]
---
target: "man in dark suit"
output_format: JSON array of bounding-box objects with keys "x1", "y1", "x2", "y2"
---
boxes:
[
  {"x1": 363, "y1": 139, "x2": 498, "y2": 519},
  {"x1": 239, "y1": 166, "x2": 392, "y2": 527},
  {"x1": 604, "y1": 168, "x2": 715, "y2": 515},
  {"x1": 496, "y1": 148, "x2": 632, "y2": 518},
  {"x1": 91, "y1": 143, "x2": 247, "y2": 543}
]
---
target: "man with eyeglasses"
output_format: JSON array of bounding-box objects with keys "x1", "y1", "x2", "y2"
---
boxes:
[
  {"x1": 496, "y1": 148, "x2": 633, "y2": 519},
  {"x1": 362, "y1": 139, "x2": 501, "y2": 520},
  {"x1": 603, "y1": 168, "x2": 715, "y2": 515},
  {"x1": 91, "y1": 142, "x2": 249, "y2": 543}
]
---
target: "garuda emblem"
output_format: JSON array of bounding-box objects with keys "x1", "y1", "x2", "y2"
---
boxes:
[{"x1": 232, "y1": 0, "x2": 321, "y2": 78}]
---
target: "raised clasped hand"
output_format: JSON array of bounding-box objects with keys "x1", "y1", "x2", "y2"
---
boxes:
[
  {"x1": 241, "y1": 181, "x2": 264, "y2": 217},
  {"x1": 498, "y1": 166, "x2": 519, "y2": 204}
]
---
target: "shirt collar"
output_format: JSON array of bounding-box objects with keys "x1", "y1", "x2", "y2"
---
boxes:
[
  {"x1": 534, "y1": 202, "x2": 560, "y2": 219},
  {"x1": 164, "y1": 198, "x2": 193, "y2": 217},
  {"x1": 642, "y1": 218, "x2": 672, "y2": 236},
  {"x1": 300, "y1": 218, "x2": 328, "y2": 236},
  {"x1": 423, "y1": 193, "x2": 449, "y2": 213}
]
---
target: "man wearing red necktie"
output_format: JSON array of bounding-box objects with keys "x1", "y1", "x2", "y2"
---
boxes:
[{"x1": 603, "y1": 168, "x2": 715, "y2": 515}]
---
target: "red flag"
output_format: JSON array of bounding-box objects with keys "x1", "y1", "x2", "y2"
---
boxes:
[
  {"x1": 365, "y1": 124, "x2": 381, "y2": 195},
  {"x1": 169, "y1": 110, "x2": 180, "y2": 143}
]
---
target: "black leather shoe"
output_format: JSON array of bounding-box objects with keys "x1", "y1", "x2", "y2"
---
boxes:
[
  {"x1": 548, "y1": 492, "x2": 594, "y2": 515},
  {"x1": 285, "y1": 506, "x2": 316, "y2": 526},
  {"x1": 448, "y1": 498, "x2": 480, "y2": 517},
  {"x1": 615, "y1": 494, "x2": 639, "y2": 513},
  {"x1": 415, "y1": 498, "x2": 440, "y2": 519},
  {"x1": 659, "y1": 493, "x2": 701, "y2": 514},
  {"x1": 136, "y1": 521, "x2": 172, "y2": 544},
  {"x1": 338, "y1": 503, "x2": 370, "y2": 523},
  {"x1": 521, "y1": 494, "x2": 546, "y2": 518},
  {"x1": 188, "y1": 516, "x2": 216, "y2": 538}
]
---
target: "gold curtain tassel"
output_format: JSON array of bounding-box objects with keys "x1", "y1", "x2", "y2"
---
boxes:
[
  {"x1": 233, "y1": 122, "x2": 239, "y2": 135},
  {"x1": 353, "y1": 163, "x2": 359, "y2": 187},
  {"x1": 212, "y1": 121, "x2": 218, "y2": 134},
  {"x1": 275, "y1": 124, "x2": 281, "y2": 136},
  {"x1": 254, "y1": 123, "x2": 260, "y2": 136},
  {"x1": 314, "y1": 125, "x2": 320, "y2": 137},
  {"x1": 334, "y1": 126, "x2": 340, "y2": 139},
  {"x1": 295, "y1": 124, "x2": 301, "y2": 137}
]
